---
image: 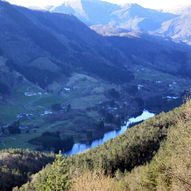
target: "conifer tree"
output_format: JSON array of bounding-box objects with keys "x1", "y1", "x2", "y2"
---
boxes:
[{"x1": 37, "y1": 151, "x2": 71, "y2": 191}]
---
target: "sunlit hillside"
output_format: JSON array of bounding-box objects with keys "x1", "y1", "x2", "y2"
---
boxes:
[{"x1": 15, "y1": 97, "x2": 191, "y2": 191}]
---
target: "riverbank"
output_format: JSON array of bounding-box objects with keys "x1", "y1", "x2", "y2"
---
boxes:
[{"x1": 65, "y1": 110, "x2": 155, "y2": 156}]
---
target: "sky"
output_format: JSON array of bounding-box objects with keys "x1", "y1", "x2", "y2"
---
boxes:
[{"x1": 5, "y1": 0, "x2": 191, "y2": 10}]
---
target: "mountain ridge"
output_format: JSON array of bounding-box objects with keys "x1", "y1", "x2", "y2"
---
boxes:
[
  {"x1": 49, "y1": 0, "x2": 191, "y2": 44},
  {"x1": 0, "y1": 0, "x2": 191, "y2": 161},
  {"x1": 0, "y1": 2, "x2": 191, "y2": 190},
  {"x1": 50, "y1": 0, "x2": 177, "y2": 32},
  {"x1": 16, "y1": 97, "x2": 191, "y2": 191}
]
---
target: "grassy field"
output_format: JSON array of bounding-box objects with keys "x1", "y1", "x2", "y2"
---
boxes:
[
  {"x1": 0, "y1": 71, "x2": 189, "y2": 151},
  {"x1": 0, "y1": 73, "x2": 115, "y2": 150}
]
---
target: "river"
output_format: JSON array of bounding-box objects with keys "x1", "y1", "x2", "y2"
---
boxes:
[{"x1": 65, "y1": 110, "x2": 155, "y2": 156}]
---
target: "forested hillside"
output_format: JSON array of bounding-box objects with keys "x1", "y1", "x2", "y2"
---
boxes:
[
  {"x1": 1, "y1": 1, "x2": 191, "y2": 153},
  {"x1": 0, "y1": 1, "x2": 191, "y2": 191},
  {"x1": 16, "y1": 97, "x2": 191, "y2": 191},
  {"x1": 0, "y1": 149, "x2": 55, "y2": 191}
]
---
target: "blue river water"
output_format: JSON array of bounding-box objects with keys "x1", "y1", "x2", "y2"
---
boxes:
[{"x1": 65, "y1": 110, "x2": 155, "y2": 156}]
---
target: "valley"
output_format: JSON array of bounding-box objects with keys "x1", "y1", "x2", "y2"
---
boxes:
[
  {"x1": 0, "y1": 0, "x2": 191, "y2": 190},
  {"x1": 0, "y1": 59, "x2": 190, "y2": 153},
  {"x1": 0, "y1": 0, "x2": 190, "y2": 154}
]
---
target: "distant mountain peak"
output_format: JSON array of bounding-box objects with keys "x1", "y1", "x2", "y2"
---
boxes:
[
  {"x1": 57, "y1": 0, "x2": 86, "y2": 16},
  {"x1": 123, "y1": 3, "x2": 142, "y2": 8},
  {"x1": 25, "y1": 0, "x2": 191, "y2": 45}
]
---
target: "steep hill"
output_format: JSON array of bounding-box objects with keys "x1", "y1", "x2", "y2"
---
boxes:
[
  {"x1": 17, "y1": 97, "x2": 191, "y2": 191},
  {"x1": 0, "y1": 0, "x2": 132, "y2": 87},
  {"x1": 50, "y1": 0, "x2": 176, "y2": 32},
  {"x1": 0, "y1": 149, "x2": 55, "y2": 191},
  {"x1": 49, "y1": 0, "x2": 121, "y2": 26},
  {"x1": 0, "y1": 0, "x2": 191, "y2": 154},
  {"x1": 0, "y1": 0, "x2": 134, "y2": 151},
  {"x1": 50, "y1": 0, "x2": 191, "y2": 45},
  {"x1": 154, "y1": 6, "x2": 191, "y2": 45},
  {"x1": 0, "y1": 1, "x2": 190, "y2": 95}
]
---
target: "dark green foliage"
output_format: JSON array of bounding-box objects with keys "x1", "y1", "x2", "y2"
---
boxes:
[
  {"x1": 51, "y1": 103, "x2": 62, "y2": 111},
  {"x1": 19, "y1": 105, "x2": 183, "y2": 191},
  {"x1": 20, "y1": 67, "x2": 60, "y2": 88},
  {"x1": 107, "y1": 36, "x2": 191, "y2": 79},
  {"x1": 0, "y1": 82, "x2": 10, "y2": 95},
  {"x1": 8, "y1": 64, "x2": 61, "y2": 88},
  {"x1": 6, "y1": 59, "x2": 72, "y2": 88},
  {"x1": 18, "y1": 152, "x2": 71, "y2": 191},
  {"x1": 28, "y1": 132, "x2": 74, "y2": 153},
  {"x1": 8, "y1": 120, "x2": 21, "y2": 134},
  {"x1": 101, "y1": 111, "x2": 122, "y2": 126},
  {"x1": 66, "y1": 104, "x2": 71, "y2": 112},
  {"x1": 134, "y1": 97, "x2": 144, "y2": 109},
  {"x1": 0, "y1": 1, "x2": 135, "y2": 87},
  {"x1": 113, "y1": 117, "x2": 122, "y2": 126},
  {"x1": 74, "y1": 52, "x2": 134, "y2": 84},
  {"x1": 0, "y1": 48, "x2": 3, "y2": 55},
  {"x1": 145, "y1": 95, "x2": 182, "y2": 112},
  {"x1": 0, "y1": 149, "x2": 55, "y2": 191},
  {"x1": 2, "y1": 2, "x2": 69, "y2": 60},
  {"x1": 108, "y1": 88, "x2": 120, "y2": 99},
  {"x1": 125, "y1": 85, "x2": 138, "y2": 95},
  {"x1": 35, "y1": 152, "x2": 71, "y2": 191},
  {"x1": 26, "y1": 26, "x2": 68, "y2": 60},
  {"x1": 96, "y1": 120, "x2": 105, "y2": 130},
  {"x1": 1, "y1": 1, "x2": 191, "y2": 93},
  {"x1": 105, "y1": 112, "x2": 114, "y2": 123},
  {"x1": 66, "y1": 108, "x2": 180, "y2": 175}
]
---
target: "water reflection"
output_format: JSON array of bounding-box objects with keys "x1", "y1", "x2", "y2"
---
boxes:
[{"x1": 65, "y1": 110, "x2": 155, "y2": 156}]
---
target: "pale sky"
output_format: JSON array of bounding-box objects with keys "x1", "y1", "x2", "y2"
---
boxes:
[{"x1": 5, "y1": 0, "x2": 191, "y2": 10}]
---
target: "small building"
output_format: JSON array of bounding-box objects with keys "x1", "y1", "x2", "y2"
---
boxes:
[
  {"x1": 138, "y1": 84, "x2": 144, "y2": 90},
  {"x1": 40, "y1": 110, "x2": 53, "y2": 116},
  {"x1": 156, "y1": 80, "x2": 162, "y2": 84},
  {"x1": 24, "y1": 92, "x2": 37, "y2": 96},
  {"x1": 64, "y1": 88, "x2": 71, "y2": 91}
]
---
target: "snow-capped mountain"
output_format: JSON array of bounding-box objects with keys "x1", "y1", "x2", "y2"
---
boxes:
[
  {"x1": 46, "y1": 0, "x2": 191, "y2": 44},
  {"x1": 154, "y1": 6, "x2": 191, "y2": 44},
  {"x1": 50, "y1": 0, "x2": 176, "y2": 32},
  {"x1": 50, "y1": 0, "x2": 87, "y2": 17},
  {"x1": 49, "y1": 0, "x2": 121, "y2": 25}
]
